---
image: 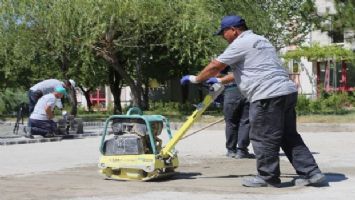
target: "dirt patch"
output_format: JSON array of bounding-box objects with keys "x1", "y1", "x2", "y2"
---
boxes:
[{"x1": 1, "y1": 156, "x2": 332, "y2": 200}]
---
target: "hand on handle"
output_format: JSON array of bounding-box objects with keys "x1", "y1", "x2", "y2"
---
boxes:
[{"x1": 180, "y1": 75, "x2": 198, "y2": 85}]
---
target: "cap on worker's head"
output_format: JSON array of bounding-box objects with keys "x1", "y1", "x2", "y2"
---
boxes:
[
  {"x1": 55, "y1": 86, "x2": 67, "y2": 96},
  {"x1": 68, "y1": 79, "x2": 76, "y2": 88},
  {"x1": 214, "y1": 15, "x2": 246, "y2": 35}
]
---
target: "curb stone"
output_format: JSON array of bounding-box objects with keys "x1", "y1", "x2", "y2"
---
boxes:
[
  {"x1": 2, "y1": 121, "x2": 355, "y2": 132},
  {"x1": 0, "y1": 137, "x2": 62, "y2": 146},
  {"x1": 1, "y1": 122, "x2": 354, "y2": 146}
]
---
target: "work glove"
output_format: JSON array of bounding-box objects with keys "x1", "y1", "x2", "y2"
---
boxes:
[
  {"x1": 180, "y1": 75, "x2": 198, "y2": 85},
  {"x1": 206, "y1": 77, "x2": 222, "y2": 85}
]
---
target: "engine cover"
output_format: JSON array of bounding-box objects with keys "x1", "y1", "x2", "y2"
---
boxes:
[{"x1": 103, "y1": 134, "x2": 145, "y2": 156}]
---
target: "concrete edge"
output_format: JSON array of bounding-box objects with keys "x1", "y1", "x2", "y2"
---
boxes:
[
  {"x1": 0, "y1": 137, "x2": 63, "y2": 146},
  {"x1": 0, "y1": 134, "x2": 102, "y2": 146},
  {"x1": 2, "y1": 120, "x2": 355, "y2": 128}
]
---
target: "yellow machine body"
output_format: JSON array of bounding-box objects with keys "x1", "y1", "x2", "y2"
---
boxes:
[
  {"x1": 99, "y1": 154, "x2": 179, "y2": 181},
  {"x1": 98, "y1": 83, "x2": 224, "y2": 181}
]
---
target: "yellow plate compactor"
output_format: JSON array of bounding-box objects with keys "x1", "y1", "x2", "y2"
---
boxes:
[{"x1": 98, "y1": 83, "x2": 224, "y2": 181}]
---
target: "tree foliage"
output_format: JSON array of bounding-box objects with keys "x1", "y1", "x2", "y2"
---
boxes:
[
  {"x1": 316, "y1": 0, "x2": 355, "y2": 41},
  {"x1": 0, "y1": 0, "x2": 322, "y2": 112},
  {"x1": 283, "y1": 43, "x2": 355, "y2": 61},
  {"x1": 333, "y1": 0, "x2": 355, "y2": 31},
  {"x1": 215, "y1": 0, "x2": 320, "y2": 49}
]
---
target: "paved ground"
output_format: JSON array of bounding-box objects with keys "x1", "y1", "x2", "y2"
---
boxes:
[
  {"x1": 0, "y1": 124, "x2": 355, "y2": 200},
  {"x1": 0, "y1": 122, "x2": 103, "y2": 145}
]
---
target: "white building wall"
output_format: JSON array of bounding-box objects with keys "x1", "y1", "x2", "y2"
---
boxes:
[
  {"x1": 75, "y1": 85, "x2": 132, "y2": 111},
  {"x1": 308, "y1": 0, "x2": 335, "y2": 46},
  {"x1": 344, "y1": 29, "x2": 355, "y2": 50},
  {"x1": 103, "y1": 85, "x2": 132, "y2": 108},
  {"x1": 120, "y1": 86, "x2": 132, "y2": 108},
  {"x1": 315, "y1": 0, "x2": 336, "y2": 14},
  {"x1": 75, "y1": 88, "x2": 87, "y2": 109},
  {"x1": 309, "y1": 30, "x2": 332, "y2": 45},
  {"x1": 291, "y1": 0, "x2": 354, "y2": 98},
  {"x1": 299, "y1": 58, "x2": 317, "y2": 98}
]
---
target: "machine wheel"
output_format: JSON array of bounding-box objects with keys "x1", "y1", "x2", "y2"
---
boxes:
[
  {"x1": 71, "y1": 118, "x2": 84, "y2": 134},
  {"x1": 57, "y1": 119, "x2": 67, "y2": 134}
]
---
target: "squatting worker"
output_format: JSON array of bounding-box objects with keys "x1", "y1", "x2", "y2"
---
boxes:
[
  {"x1": 28, "y1": 86, "x2": 67, "y2": 138},
  {"x1": 180, "y1": 15, "x2": 325, "y2": 187},
  {"x1": 28, "y1": 79, "x2": 76, "y2": 113}
]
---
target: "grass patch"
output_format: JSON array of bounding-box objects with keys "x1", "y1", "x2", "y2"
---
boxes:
[{"x1": 297, "y1": 110, "x2": 355, "y2": 123}]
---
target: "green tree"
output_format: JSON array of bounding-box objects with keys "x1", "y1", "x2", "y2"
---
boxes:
[
  {"x1": 0, "y1": 0, "x2": 322, "y2": 112},
  {"x1": 0, "y1": 2, "x2": 42, "y2": 90},
  {"x1": 0, "y1": 0, "x2": 107, "y2": 114},
  {"x1": 216, "y1": 0, "x2": 320, "y2": 49},
  {"x1": 73, "y1": 0, "x2": 219, "y2": 109},
  {"x1": 332, "y1": 0, "x2": 355, "y2": 41}
]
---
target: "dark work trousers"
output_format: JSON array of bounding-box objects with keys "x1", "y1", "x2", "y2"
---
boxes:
[
  {"x1": 28, "y1": 90, "x2": 43, "y2": 127},
  {"x1": 249, "y1": 92, "x2": 321, "y2": 183},
  {"x1": 29, "y1": 118, "x2": 57, "y2": 136},
  {"x1": 223, "y1": 87, "x2": 250, "y2": 153},
  {"x1": 28, "y1": 90, "x2": 43, "y2": 114}
]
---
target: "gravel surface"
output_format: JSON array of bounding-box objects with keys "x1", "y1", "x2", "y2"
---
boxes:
[{"x1": 1, "y1": 128, "x2": 355, "y2": 200}]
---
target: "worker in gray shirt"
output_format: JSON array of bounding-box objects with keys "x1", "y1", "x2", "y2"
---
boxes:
[
  {"x1": 180, "y1": 15, "x2": 325, "y2": 187},
  {"x1": 27, "y1": 86, "x2": 67, "y2": 138},
  {"x1": 28, "y1": 79, "x2": 75, "y2": 114}
]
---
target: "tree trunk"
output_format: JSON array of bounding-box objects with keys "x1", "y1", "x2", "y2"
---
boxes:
[
  {"x1": 108, "y1": 66, "x2": 122, "y2": 114},
  {"x1": 69, "y1": 89, "x2": 77, "y2": 116},
  {"x1": 97, "y1": 51, "x2": 144, "y2": 109},
  {"x1": 111, "y1": 85, "x2": 122, "y2": 114},
  {"x1": 79, "y1": 86, "x2": 93, "y2": 112},
  {"x1": 57, "y1": 48, "x2": 78, "y2": 116},
  {"x1": 143, "y1": 79, "x2": 149, "y2": 110},
  {"x1": 94, "y1": 30, "x2": 144, "y2": 109}
]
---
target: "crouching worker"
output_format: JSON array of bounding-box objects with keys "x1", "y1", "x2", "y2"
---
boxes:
[{"x1": 26, "y1": 86, "x2": 67, "y2": 138}]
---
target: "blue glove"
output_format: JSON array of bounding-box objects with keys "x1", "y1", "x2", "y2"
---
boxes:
[
  {"x1": 180, "y1": 75, "x2": 197, "y2": 85},
  {"x1": 206, "y1": 77, "x2": 221, "y2": 85}
]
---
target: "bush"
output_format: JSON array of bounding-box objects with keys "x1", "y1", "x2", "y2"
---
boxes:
[
  {"x1": 296, "y1": 92, "x2": 352, "y2": 115},
  {"x1": 0, "y1": 89, "x2": 28, "y2": 116},
  {"x1": 296, "y1": 95, "x2": 311, "y2": 115},
  {"x1": 348, "y1": 91, "x2": 355, "y2": 107},
  {"x1": 309, "y1": 99, "x2": 322, "y2": 114},
  {"x1": 149, "y1": 101, "x2": 190, "y2": 115},
  {"x1": 320, "y1": 93, "x2": 348, "y2": 114},
  {"x1": 147, "y1": 100, "x2": 223, "y2": 119}
]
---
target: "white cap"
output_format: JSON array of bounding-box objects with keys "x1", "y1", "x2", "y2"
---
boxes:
[{"x1": 69, "y1": 79, "x2": 76, "y2": 88}]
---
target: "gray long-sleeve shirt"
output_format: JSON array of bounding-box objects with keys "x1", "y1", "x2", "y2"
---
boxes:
[
  {"x1": 217, "y1": 30, "x2": 296, "y2": 102},
  {"x1": 30, "y1": 79, "x2": 64, "y2": 109}
]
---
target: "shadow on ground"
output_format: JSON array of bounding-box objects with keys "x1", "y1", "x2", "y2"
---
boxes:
[
  {"x1": 324, "y1": 172, "x2": 348, "y2": 182},
  {"x1": 165, "y1": 172, "x2": 202, "y2": 181},
  {"x1": 194, "y1": 172, "x2": 347, "y2": 188}
]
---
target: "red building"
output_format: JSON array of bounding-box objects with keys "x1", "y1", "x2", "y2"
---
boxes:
[{"x1": 316, "y1": 60, "x2": 355, "y2": 95}]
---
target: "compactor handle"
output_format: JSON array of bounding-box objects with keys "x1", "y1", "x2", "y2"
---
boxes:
[{"x1": 160, "y1": 83, "x2": 224, "y2": 158}]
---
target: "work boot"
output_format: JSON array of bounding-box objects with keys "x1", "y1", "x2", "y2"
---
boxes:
[
  {"x1": 241, "y1": 176, "x2": 281, "y2": 187},
  {"x1": 44, "y1": 132, "x2": 55, "y2": 138},
  {"x1": 23, "y1": 127, "x2": 34, "y2": 139},
  {"x1": 235, "y1": 150, "x2": 255, "y2": 159},
  {"x1": 293, "y1": 173, "x2": 326, "y2": 186},
  {"x1": 226, "y1": 150, "x2": 236, "y2": 158}
]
